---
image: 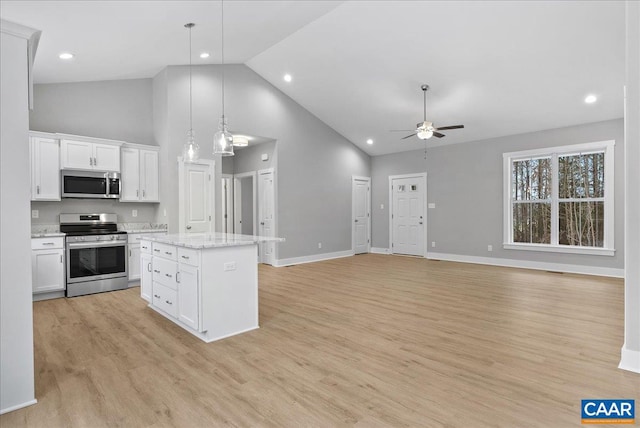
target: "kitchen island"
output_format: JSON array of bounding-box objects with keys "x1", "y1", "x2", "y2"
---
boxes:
[{"x1": 140, "y1": 233, "x2": 283, "y2": 343}]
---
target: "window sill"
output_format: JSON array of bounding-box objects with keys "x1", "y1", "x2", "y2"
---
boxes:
[{"x1": 503, "y1": 243, "x2": 615, "y2": 256}]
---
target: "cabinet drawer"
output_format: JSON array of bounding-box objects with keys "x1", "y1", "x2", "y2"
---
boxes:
[
  {"x1": 152, "y1": 242, "x2": 177, "y2": 261},
  {"x1": 152, "y1": 282, "x2": 177, "y2": 318},
  {"x1": 178, "y1": 247, "x2": 199, "y2": 266},
  {"x1": 140, "y1": 240, "x2": 152, "y2": 254},
  {"x1": 152, "y1": 257, "x2": 177, "y2": 290},
  {"x1": 31, "y1": 237, "x2": 64, "y2": 250}
]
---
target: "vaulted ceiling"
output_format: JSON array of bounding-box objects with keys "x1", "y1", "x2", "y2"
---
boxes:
[{"x1": 0, "y1": 1, "x2": 625, "y2": 155}]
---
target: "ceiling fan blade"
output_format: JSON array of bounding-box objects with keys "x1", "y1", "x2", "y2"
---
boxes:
[
  {"x1": 389, "y1": 129, "x2": 416, "y2": 132},
  {"x1": 435, "y1": 125, "x2": 464, "y2": 131},
  {"x1": 401, "y1": 133, "x2": 416, "y2": 140},
  {"x1": 433, "y1": 132, "x2": 445, "y2": 138}
]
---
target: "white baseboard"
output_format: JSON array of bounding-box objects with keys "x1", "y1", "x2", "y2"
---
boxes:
[
  {"x1": 426, "y1": 252, "x2": 624, "y2": 278},
  {"x1": 371, "y1": 247, "x2": 391, "y2": 254},
  {"x1": 619, "y1": 345, "x2": 640, "y2": 373},
  {"x1": 1, "y1": 399, "x2": 37, "y2": 415},
  {"x1": 274, "y1": 250, "x2": 354, "y2": 267}
]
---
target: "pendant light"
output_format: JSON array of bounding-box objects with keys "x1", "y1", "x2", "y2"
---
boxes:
[
  {"x1": 212, "y1": 0, "x2": 234, "y2": 156},
  {"x1": 182, "y1": 23, "x2": 200, "y2": 162}
]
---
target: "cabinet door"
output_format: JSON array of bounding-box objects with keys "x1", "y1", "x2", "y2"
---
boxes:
[
  {"x1": 61, "y1": 139, "x2": 93, "y2": 170},
  {"x1": 31, "y1": 137, "x2": 60, "y2": 201},
  {"x1": 140, "y1": 150, "x2": 159, "y2": 202},
  {"x1": 140, "y1": 253, "x2": 152, "y2": 302},
  {"x1": 178, "y1": 263, "x2": 199, "y2": 330},
  {"x1": 120, "y1": 148, "x2": 140, "y2": 201},
  {"x1": 129, "y1": 244, "x2": 141, "y2": 281},
  {"x1": 32, "y1": 249, "x2": 65, "y2": 293},
  {"x1": 93, "y1": 143, "x2": 120, "y2": 172}
]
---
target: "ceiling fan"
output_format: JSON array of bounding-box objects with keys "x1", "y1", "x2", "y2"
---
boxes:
[{"x1": 391, "y1": 84, "x2": 464, "y2": 140}]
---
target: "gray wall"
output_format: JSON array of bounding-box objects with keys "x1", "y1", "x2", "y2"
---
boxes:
[
  {"x1": 30, "y1": 79, "x2": 155, "y2": 144},
  {"x1": 372, "y1": 119, "x2": 625, "y2": 270},
  {"x1": 240, "y1": 177, "x2": 254, "y2": 235},
  {"x1": 28, "y1": 78, "x2": 160, "y2": 225},
  {"x1": 233, "y1": 141, "x2": 276, "y2": 174},
  {"x1": 155, "y1": 64, "x2": 371, "y2": 259},
  {"x1": 1, "y1": 26, "x2": 36, "y2": 413}
]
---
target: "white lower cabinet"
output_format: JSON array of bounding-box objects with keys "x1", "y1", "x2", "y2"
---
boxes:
[
  {"x1": 31, "y1": 237, "x2": 65, "y2": 294},
  {"x1": 140, "y1": 252, "x2": 152, "y2": 302},
  {"x1": 145, "y1": 242, "x2": 201, "y2": 331},
  {"x1": 128, "y1": 232, "x2": 166, "y2": 282}
]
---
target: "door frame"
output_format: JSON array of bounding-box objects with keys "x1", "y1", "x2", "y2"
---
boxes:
[
  {"x1": 257, "y1": 168, "x2": 277, "y2": 264},
  {"x1": 233, "y1": 171, "x2": 257, "y2": 235},
  {"x1": 177, "y1": 157, "x2": 215, "y2": 234},
  {"x1": 221, "y1": 173, "x2": 234, "y2": 234},
  {"x1": 389, "y1": 173, "x2": 427, "y2": 257},
  {"x1": 352, "y1": 176, "x2": 371, "y2": 254}
]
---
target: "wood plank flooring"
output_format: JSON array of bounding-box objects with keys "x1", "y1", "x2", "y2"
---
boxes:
[{"x1": 1, "y1": 254, "x2": 638, "y2": 427}]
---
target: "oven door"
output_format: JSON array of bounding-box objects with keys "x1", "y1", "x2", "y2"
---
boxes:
[{"x1": 66, "y1": 241, "x2": 128, "y2": 284}]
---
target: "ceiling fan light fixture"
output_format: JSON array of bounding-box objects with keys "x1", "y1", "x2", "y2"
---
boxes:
[{"x1": 417, "y1": 129, "x2": 433, "y2": 140}]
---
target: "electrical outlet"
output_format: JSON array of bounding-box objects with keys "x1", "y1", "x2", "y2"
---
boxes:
[
  {"x1": 224, "y1": 262, "x2": 236, "y2": 271},
  {"x1": 380, "y1": 204, "x2": 384, "y2": 209},
  {"x1": 428, "y1": 203, "x2": 436, "y2": 209},
  {"x1": 488, "y1": 245, "x2": 493, "y2": 252},
  {"x1": 431, "y1": 241, "x2": 436, "y2": 248},
  {"x1": 318, "y1": 242, "x2": 322, "y2": 249},
  {"x1": 164, "y1": 208, "x2": 167, "y2": 217},
  {"x1": 132, "y1": 209, "x2": 138, "y2": 218},
  {"x1": 31, "y1": 210, "x2": 39, "y2": 219}
]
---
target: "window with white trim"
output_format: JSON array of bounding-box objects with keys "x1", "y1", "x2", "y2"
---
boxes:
[{"x1": 503, "y1": 140, "x2": 615, "y2": 256}]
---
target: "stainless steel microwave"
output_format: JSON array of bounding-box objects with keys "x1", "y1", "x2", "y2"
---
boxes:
[{"x1": 61, "y1": 170, "x2": 121, "y2": 199}]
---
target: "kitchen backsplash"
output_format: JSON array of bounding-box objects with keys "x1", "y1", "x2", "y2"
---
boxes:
[
  {"x1": 31, "y1": 199, "x2": 160, "y2": 224},
  {"x1": 31, "y1": 222, "x2": 167, "y2": 235}
]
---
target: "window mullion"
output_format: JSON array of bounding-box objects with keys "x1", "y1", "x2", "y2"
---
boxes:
[{"x1": 551, "y1": 154, "x2": 559, "y2": 245}]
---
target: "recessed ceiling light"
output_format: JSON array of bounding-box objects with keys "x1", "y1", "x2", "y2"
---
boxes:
[
  {"x1": 200, "y1": 52, "x2": 210, "y2": 59},
  {"x1": 232, "y1": 136, "x2": 249, "y2": 147},
  {"x1": 366, "y1": 139, "x2": 373, "y2": 145},
  {"x1": 283, "y1": 74, "x2": 292, "y2": 83},
  {"x1": 59, "y1": 52, "x2": 74, "y2": 60},
  {"x1": 585, "y1": 94, "x2": 597, "y2": 104}
]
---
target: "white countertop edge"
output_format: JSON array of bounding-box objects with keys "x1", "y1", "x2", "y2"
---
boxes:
[
  {"x1": 144, "y1": 233, "x2": 284, "y2": 249},
  {"x1": 31, "y1": 233, "x2": 65, "y2": 238}
]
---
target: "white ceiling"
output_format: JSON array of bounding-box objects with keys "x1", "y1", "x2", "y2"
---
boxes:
[{"x1": 0, "y1": 1, "x2": 626, "y2": 156}]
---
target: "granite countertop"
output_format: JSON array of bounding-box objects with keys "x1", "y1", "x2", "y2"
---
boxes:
[
  {"x1": 118, "y1": 223, "x2": 168, "y2": 234},
  {"x1": 145, "y1": 232, "x2": 285, "y2": 249}
]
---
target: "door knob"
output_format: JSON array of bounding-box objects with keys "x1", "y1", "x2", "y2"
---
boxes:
[
  {"x1": 186, "y1": 225, "x2": 192, "y2": 230},
  {"x1": 260, "y1": 222, "x2": 265, "y2": 226},
  {"x1": 419, "y1": 222, "x2": 423, "y2": 224},
  {"x1": 355, "y1": 219, "x2": 358, "y2": 222}
]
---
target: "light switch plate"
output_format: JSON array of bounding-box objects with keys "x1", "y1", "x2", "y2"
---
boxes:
[
  {"x1": 31, "y1": 210, "x2": 39, "y2": 219},
  {"x1": 428, "y1": 203, "x2": 436, "y2": 209},
  {"x1": 132, "y1": 209, "x2": 138, "y2": 217},
  {"x1": 224, "y1": 262, "x2": 236, "y2": 271},
  {"x1": 261, "y1": 153, "x2": 269, "y2": 161}
]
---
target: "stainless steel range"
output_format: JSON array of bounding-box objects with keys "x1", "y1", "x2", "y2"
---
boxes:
[{"x1": 60, "y1": 213, "x2": 128, "y2": 297}]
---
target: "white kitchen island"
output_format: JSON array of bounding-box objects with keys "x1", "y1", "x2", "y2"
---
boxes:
[{"x1": 140, "y1": 233, "x2": 283, "y2": 343}]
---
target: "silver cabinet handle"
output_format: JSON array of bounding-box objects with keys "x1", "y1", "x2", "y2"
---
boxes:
[
  {"x1": 42, "y1": 242, "x2": 55, "y2": 246},
  {"x1": 165, "y1": 300, "x2": 172, "y2": 305},
  {"x1": 154, "y1": 294, "x2": 160, "y2": 298},
  {"x1": 154, "y1": 249, "x2": 160, "y2": 252},
  {"x1": 147, "y1": 263, "x2": 152, "y2": 272},
  {"x1": 143, "y1": 190, "x2": 146, "y2": 197},
  {"x1": 176, "y1": 272, "x2": 180, "y2": 283},
  {"x1": 129, "y1": 249, "x2": 132, "y2": 257},
  {"x1": 164, "y1": 251, "x2": 172, "y2": 256},
  {"x1": 93, "y1": 157, "x2": 97, "y2": 166},
  {"x1": 36, "y1": 185, "x2": 40, "y2": 194},
  {"x1": 60, "y1": 255, "x2": 63, "y2": 263},
  {"x1": 181, "y1": 255, "x2": 189, "y2": 260},
  {"x1": 136, "y1": 189, "x2": 139, "y2": 197},
  {"x1": 153, "y1": 269, "x2": 160, "y2": 273},
  {"x1": 89, "y1": 157, "x2": 93, "y2": 166},
  {"x1": 165, "y1": 273, "x2": 172, "y2": 278}
]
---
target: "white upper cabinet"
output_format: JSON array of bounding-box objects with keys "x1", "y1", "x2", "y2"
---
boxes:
[
  {"x1": 120, "y1": 144, "x2": 159, "y2": 203},
  {"x1": 29, "y1": 132, "x2": 60, "y2": 201},
  {"x1": 59, "y1": 135, "x2": 122, "y2": 172}
]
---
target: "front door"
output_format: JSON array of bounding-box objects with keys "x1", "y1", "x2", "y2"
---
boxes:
[
  {"x1": 258, "y1": 169, "x2": 275, "y2": 265},
  {"x1": 352, "y1": 177, "x2": 370, "y2": 254},
  {"x1": 391, "y1": 176, "x2": 425, "y2": 256}
]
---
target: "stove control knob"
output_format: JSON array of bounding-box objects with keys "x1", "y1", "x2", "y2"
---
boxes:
[
  {"x1": 111, "y1": 235, "x2": 116, "y2": 240},
  {"x1": 80, "y1": 236, "x2": 85, "y2": 241}
]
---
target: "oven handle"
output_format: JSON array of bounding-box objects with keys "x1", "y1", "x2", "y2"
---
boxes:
[{"x1": 67, "y1": 241, "x2": 126, "y2": 249}]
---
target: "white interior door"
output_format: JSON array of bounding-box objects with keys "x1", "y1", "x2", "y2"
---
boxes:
[
  {"x1": 352, "y1": 177, "x2": 370, "y2": 254},
  {"x1": 180, "y1": 161, "x2": 212, "y2": 233},
  {"x1": 234, "y1": 177, "x2": 242, "y2": 234},
  {"x1": 391, "y1": 176, "x2": 425, "y2": 256},
  {"x1": 221, "y1": 175, "x2": 234, "y2": 234},
  {"x1": 258, "y1": 169, "x2": 275, "y2": 265}
]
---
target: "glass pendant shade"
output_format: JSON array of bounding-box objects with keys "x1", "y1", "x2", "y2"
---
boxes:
[
  {"x1": 182, "y1": 129, "x2": 200, "y2": 162},
  {"x1": 213, "y1": 116, "x2": 234, "y2": 156}
]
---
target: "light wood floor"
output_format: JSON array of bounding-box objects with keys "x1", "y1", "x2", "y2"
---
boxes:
[{"x1": 2, "y1": 255, "x2": 638, "y2": 427}]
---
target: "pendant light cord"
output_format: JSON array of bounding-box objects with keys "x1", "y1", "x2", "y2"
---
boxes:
[{"x1": 221, "y1": 0, "x2": 225, "y2": 120}]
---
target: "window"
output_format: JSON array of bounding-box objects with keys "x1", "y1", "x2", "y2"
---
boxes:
[{"x1": 503, "y1": 140, "x2": 615, "y2": 256}]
